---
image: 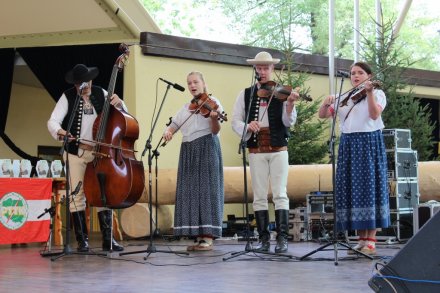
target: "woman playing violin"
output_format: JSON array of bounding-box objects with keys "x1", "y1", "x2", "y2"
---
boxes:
[
  {"x1": 319, "y1": 61, "x2": 390, "y2": 255},
  {"x1": 162, "y1": 71, "x2": 224, "y2": 251}
]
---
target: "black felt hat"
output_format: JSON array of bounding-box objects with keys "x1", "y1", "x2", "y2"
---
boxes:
[{"x1": 65, "y1": 64, "x2": 99, "y2": 84}]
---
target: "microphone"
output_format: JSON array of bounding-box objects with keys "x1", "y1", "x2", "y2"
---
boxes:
[
  {"x1": 79, "y1": 82, "x2": 88, "y2": 91},
  {"x1": 337, "y1": 70, "x2": 350, "y2": 78},
  {"x1": 71, "y1": 181, "x2": 82, "y2": 197},
  {"x1": 159, "y1": 78, "x2": 185, "y2": 92},
  {"x1": 254, "y1": 68, "x2": 261, "y2": 81}
]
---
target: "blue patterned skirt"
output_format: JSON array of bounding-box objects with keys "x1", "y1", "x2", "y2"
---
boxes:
[
  {"x1": 335, "y1": 130, "x2": 390, "y2": 231},
  {"x1": 173, "y1": 134, "x2": 224, "y2": 238}
]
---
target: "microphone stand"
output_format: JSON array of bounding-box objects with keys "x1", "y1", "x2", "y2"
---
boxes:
[
  {"x1": 119, "y1": 83, "x2": 188, "y2": 259},
  {"x1": 39, "y1": 184, "x2": 81, "y2": 256},
  {"x1": 224, "y1": 70, "x2": 291, "y2": 261},
  {"x1": 299, "y1": 74, "x2": 373, "y2": 265}
]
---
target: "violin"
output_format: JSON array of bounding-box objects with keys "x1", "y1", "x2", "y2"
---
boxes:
[
  {"x1": 340, "y1": 80, "x2": 382, "y2": 106},
  {"x1": 189, "y1": 93, "x2": 228, "y2": 122},
  {"x1": 257, "y1": 81, "x2": 312, "y2": 102}
]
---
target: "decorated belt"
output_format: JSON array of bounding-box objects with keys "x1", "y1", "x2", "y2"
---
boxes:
[{"x1": 248, "y1": 146, "x2": 287, "y2": 154}]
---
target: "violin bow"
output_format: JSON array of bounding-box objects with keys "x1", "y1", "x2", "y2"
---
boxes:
[
  {"x1": 336, "y1": 64, "x2": 390, "y2": 102},
  {"x1": 58, "y1": 134, "x2": 136, "y2": 153},
  {"x1": 156, "y1": 96, "x2": 209, "y2": 148}
]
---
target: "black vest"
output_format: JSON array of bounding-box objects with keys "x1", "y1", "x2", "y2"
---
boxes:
[
  {"x1": 61, "y1": 86, "x2": 105, "y2": 155},
  {"x1": 244, "y1": 86, "x2": 290, "y2": 148}
]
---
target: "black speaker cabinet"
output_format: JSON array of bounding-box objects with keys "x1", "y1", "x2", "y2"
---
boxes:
[
  {"x1": 386, "y1": 150, "x2": 418, "y2": 180},
  {"x1": 368, "y1": 210, "x2": 440, "y2": 292},
  {"x1": 377, "y1": 211, "x2": 413, "y2": 241},
  {"x1": 388, "y1": 180, "x2": 419, "y2": 211}
]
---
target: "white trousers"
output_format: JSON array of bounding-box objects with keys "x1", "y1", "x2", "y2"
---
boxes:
[
  {"x1": 249, "y1": 150, "x2": 289, "y2": 211},
  {"x1": 64, "y1": 149, "x2": 109, "y2": 213}
]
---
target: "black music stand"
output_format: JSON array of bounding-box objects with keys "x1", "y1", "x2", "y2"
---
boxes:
[
  {"x1": 223, "y1": 69, "x2": 292, "y2": 261},
  {"x1": 299, "y1": 73, "x2": 373, "y2": 265},
  {"x1": 119, "y1": 81, "x2": 188, "y2": 259}
]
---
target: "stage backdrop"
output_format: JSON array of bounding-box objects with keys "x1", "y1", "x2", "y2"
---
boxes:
[{"x1": 0, "y1": 178, "x2": 51, "y2": 244}]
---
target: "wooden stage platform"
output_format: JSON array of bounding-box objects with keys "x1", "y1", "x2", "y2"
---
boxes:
[{"x1": 0, "y1": 235, "x2": 401, "y2": 292}]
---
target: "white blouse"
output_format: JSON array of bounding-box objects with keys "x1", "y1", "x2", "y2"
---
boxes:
[
  {"x1": 331, "y1": 88, "x2": 386, "y2": 133},
  {"x1": 170, "y1": 96, "x2": 223, "y2": 142}
]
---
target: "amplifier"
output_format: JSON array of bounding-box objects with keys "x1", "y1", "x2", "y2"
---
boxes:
[
  {"x1": 413, "y1": 202, "x2": 440, "y2": 234},
  {"x1": 306, "y1": 193, "x2": 333, "y2": 214}
]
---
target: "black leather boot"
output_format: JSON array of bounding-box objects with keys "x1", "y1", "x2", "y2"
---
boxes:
[
  {"x1": 71, "y1": 211, "x2": 89, "y2": 252},
  {"x1": 254, "y1": 210, "x2": 270, "y2": 252},
  {"x1": 275, "y1": 209, "x2": 289, "y2": 253},
  {"x1": 98, "y1": 210, "x2": 124, "y2": 252}
]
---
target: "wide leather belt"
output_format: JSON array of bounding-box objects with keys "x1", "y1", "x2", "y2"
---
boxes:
[
  {"x1": 78, "y1": 143, "x2": 94, "y2": 151},
  {"x1": 248, "y1": 146, "x2": 287, "y2": 154}
]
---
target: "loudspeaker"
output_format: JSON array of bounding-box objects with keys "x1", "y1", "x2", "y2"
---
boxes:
[{"x1": 368, "y1": 211, "x2": 440, "y2": 292}]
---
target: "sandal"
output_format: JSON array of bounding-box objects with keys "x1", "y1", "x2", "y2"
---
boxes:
[
  {"x1": 187, "y1": 238, "x2": 202, "y2": 251},
  {"x1": 193, "y1": 239, "x2": 213, "y2": 251}
]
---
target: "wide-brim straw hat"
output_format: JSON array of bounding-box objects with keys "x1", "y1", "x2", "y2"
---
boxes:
[
  {"x1": 65, "y1": 64, "x2": 99, "y2": 84},
  {"x1": 246, "y1": 51, "x2": 280, "y2": 65}
]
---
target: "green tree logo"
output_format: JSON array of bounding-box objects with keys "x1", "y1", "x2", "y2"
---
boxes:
[{"x1": 0, "y1": 192, "x2": 29, "y2": 230}]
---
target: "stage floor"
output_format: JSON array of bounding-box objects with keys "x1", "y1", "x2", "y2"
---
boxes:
[{"x1": 0, "y1": 235, "x2": 401, "y2": 292}]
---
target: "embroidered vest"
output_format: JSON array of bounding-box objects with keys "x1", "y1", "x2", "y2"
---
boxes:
[
  {"x1": 61, "y1": 86, "x2": 105, "y2": 155},
  {"x1": 244, "y1": 86, "x2": 289, "y2": 148}
]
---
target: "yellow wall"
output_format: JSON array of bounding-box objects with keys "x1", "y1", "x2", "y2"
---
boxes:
[
  {"x1": 127, "y1": 46, "x2": 337, "y2": 168},
  {"x1": 2, "y1": 47, "x2": 439, "y2": 165},
  {"x1": 1, "y1": 84, "x2": 55, "y2": 159}
]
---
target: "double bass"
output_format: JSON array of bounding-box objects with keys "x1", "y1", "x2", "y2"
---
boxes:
[{"x1": 84, "y1": 44, "x2": 145, "y2": 209}]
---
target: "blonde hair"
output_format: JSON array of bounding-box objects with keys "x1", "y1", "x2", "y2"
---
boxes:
[{"x1": 187, "y1": 71, "x2": 208, "y2": 93}]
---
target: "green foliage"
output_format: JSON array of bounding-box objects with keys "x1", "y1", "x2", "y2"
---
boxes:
[
  {"x1": 287, "y1": 99, "x2": 329, "y2": 164},
  {"x1": 359, "y1": 14, "x2": 436, "y2": 161},
  {"x1": 273, "y1": 45, "x2": 330, "y2": 164},
  {"x1": 218, "y1": 0, "x2": 440, "y2": 70},
  {"x1": 140, "y1": 0, "x2": 206, "y2": 37}
]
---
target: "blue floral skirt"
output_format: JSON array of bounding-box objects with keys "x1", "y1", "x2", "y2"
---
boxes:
[
  {"x1": 335, "y1": 130, "x2": 390, "y2": 231},
  {"x1": 173, "y1": 134, "x2": 224, "y2": 238}
]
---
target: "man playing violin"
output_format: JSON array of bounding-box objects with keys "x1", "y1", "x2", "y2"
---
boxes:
[
  {"x1": 318, "y1": 62, "x2": 390, "y2": 255},
  {"x1": 231, "y1": 51, "x2": 300, "y2": 253},
  {"x1": 47, "y1": 64, "x2": 125, "y2": 252},
  {"x1": 162, "y1": 71, "x2": 224, "y2": 251}
]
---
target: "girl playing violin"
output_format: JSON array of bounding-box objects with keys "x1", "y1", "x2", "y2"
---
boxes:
[
  {"x1": 319, "y1": 61, "x2": 390, "y2": 255},
  {"x1": 162, "y1": 71, "x2": 224, "y2": 251}
]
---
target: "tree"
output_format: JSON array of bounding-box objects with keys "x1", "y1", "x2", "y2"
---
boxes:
[
  {"x1": 359, "y1": 14, "x2": 436, "y2": 160},
  {"x1": 218, "y1": 0, "x2": 440, "y2": 71},
  {"x1": 266, "y1": 14, "x2": 329, "y2": 164}
]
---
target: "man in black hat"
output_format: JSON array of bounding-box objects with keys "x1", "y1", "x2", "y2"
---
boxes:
[
  {"x1": 231, "y1": 52, "x2": 299, "y2": 254},
  {"x1": 47, "y1": 64, "x2": 125, "y2": 252}
]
